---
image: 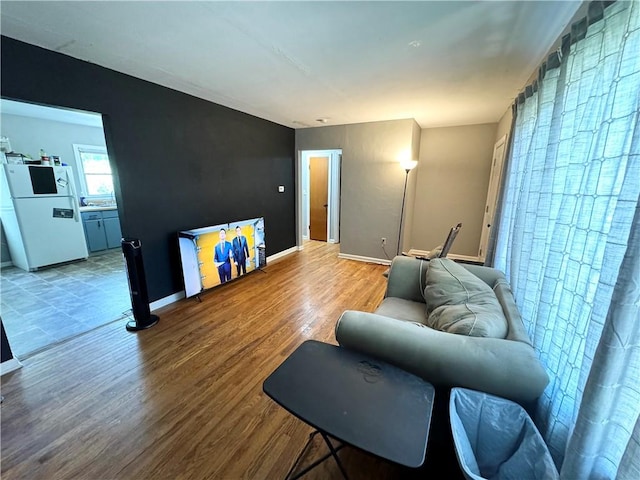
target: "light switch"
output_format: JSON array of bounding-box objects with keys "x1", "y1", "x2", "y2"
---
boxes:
[{"x1": 278, "y1": 185, "x2": 285, "y2": 193}]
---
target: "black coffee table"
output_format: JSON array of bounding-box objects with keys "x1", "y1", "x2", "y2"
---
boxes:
[{"x1": 263, "y1": 340, "x2": 435, "y2": 479}]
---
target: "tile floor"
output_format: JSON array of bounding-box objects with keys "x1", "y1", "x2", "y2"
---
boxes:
[{"x1": 1, "y1": 249, "x2": 132, "y2": 359}]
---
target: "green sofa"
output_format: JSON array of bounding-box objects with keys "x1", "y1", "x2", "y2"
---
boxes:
[{"x1": 335, "y1": 256, "x2": 549, "y2": 404}]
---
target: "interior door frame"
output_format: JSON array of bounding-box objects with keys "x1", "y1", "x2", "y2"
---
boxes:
[
  {"x1": 478, "y1": 134, "x2": 508, "y2": 262},
  {"x1": 299, "y1": 149, "x2": 342, "y2": 245}
]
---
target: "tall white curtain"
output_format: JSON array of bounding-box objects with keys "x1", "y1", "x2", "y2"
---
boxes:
[{"x1": 494, "y1": 2, "x2": 640, "y2": 478}]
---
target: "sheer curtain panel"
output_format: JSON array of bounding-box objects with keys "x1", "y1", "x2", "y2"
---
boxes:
[{"x1": 494, "y1": 1, "x2": 640, "y2": 478}]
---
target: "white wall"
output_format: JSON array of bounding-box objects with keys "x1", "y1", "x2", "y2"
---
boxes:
[{"x1": 0, "y1": 113, "x2": 107, "y2": 198}]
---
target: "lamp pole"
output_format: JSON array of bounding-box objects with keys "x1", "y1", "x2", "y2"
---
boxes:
[{"x1": 397, "y1": 168, "x2": 411, "y2": 256}]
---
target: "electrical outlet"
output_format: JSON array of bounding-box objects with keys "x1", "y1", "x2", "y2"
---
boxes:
[{"x1": 381, "y1": 237, "x2": 387, "y2": 246}]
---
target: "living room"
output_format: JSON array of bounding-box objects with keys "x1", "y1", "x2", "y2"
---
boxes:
[{"x1": 1, "y1": 2, "x2": 639, "y2": 479}]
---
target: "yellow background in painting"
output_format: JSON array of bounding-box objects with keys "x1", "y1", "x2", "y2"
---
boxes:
[{"x1": 197, "y1": 224, "x2": 256, "y2": 290}]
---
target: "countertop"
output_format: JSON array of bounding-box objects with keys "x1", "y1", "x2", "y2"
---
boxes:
[{"x1": 79, "y1": 206, "x2": 118, "y2": 212}]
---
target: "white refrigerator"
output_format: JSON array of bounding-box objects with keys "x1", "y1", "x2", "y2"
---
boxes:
[{"x1": 1, "y1": 164, "x2": 88, "y2": 271}]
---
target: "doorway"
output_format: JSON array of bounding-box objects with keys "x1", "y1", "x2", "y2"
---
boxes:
[
  {"x1": 0, "y1": 98, "x2": 130, "y2": 359},
  {"x1": 300, "y1": 150, "x2": 341, "y2": 244}
]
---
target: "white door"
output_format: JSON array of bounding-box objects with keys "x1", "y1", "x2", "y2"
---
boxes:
[
  {"x1": 478, "y1": 135, "x2": 508, "y2": 262},
  {"x1": 14, "y1": 196, "x2": 88, "y2": 270}
]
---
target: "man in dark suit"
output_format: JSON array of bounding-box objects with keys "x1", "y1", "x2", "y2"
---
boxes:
[
  {"x1": 232, "y1": 225, "x2": 250, "y2": 277},
  {"x1": 213, "y1": 228, "x2": 233, "y2": 283}
]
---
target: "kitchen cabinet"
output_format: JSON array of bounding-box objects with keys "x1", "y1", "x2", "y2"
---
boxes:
[
  {"x1": 102, "y1": 210, "x2": 122, "y2": 249},
  {"x1": 81, "y1": 209, "x2": 122, "y2": 252},
  {"x1": 82, "y1": 212, "x2": 108, "y2": 252}
]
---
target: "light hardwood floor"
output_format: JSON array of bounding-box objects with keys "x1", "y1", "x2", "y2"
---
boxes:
[{"x1": 1, "y1": 241, "x2": 462, "y2": 479}]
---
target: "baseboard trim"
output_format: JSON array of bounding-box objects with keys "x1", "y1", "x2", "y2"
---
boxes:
[
  {"x1": 1, "y1": 358, "x2": 23, "y2": 376},
  {"x1": 407, "y1": 249, "x2": 481, "y2": 264},
  {"x1": 267, "y1": 246, "x2": 298, "y2": 263},
  {"x1": 447, "y1": 253, "x2": 482, "y2": 263},
  {"x1": 338, "y1": 253, "x2": 391, "y2": 266},
  {"x1": 1, "y1": 260, "x2": 13, "y2": 268},
  {"x1": 151, "y1": 291, "x2": 186, "y2": 312}
]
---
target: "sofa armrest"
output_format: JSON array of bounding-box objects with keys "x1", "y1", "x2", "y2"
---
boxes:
[
  {"x1": 385, "y1": 256, "x2": 428, "y2": 303},
  {"x1": 335, "y1": 311, "x2": 549, "y2": 404},
  {"x1": 459, "y1": 263, "x2": 504, "y2": 286}
]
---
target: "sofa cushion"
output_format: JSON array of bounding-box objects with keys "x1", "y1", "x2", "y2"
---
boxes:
[
  {"x1": 376, "y1": 297, "x2": 428, "y2": 325},
  {"x1": 424, "y1": 258, "x2": 508, "y2": 338}
]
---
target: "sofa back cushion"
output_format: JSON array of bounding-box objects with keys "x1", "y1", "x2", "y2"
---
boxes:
[{"x1": 424, "y1": 258, "x2": 508, "y2": 338}]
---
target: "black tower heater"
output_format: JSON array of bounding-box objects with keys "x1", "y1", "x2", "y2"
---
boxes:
[{"x1": 121, "y1": 238, "x2": 159, "y2": 332}]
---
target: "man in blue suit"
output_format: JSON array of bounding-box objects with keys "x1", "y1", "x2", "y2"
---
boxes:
[
  {"x1": 213, "y1": 228, "x2": 233, "y2": 283},
  {"x1": 232, "y1": 225, "x2": 251, "y2": 277}
]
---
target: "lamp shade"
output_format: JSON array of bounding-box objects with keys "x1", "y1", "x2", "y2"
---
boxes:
[{"x1": 401, "y1": 160, "x2": 418, "y2": 171}]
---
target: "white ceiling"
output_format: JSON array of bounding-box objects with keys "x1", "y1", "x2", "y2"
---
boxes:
[{"x1": 0, "y1": 1, "x2": 583, "y2": 129}]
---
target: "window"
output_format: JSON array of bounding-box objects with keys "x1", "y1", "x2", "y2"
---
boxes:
[{"x1": 72, "y1": 144, "x2": 113, "y2": 197}]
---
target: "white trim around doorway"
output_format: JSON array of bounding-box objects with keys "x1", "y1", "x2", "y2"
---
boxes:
[{"x1": 299, "y1": 149, "x2": 342, "y2": 246}]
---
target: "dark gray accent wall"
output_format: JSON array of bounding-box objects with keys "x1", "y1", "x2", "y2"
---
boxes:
[
  {"x1": 1, "y1": 320, "x2": 13, "y2": 363},
  {"x1": 1, "y1": 36, "x2": 296, "y2": 301}
]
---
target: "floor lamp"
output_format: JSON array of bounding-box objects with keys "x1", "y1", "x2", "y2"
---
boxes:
[{"x1": 397, "y1": 160, "x2": 418, "y2": 255}]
